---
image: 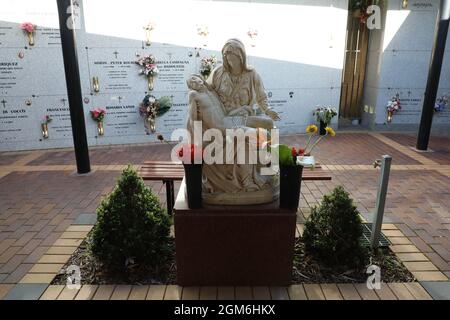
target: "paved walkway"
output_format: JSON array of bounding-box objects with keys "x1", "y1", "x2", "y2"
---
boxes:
[{"x1": 1, "y1": 131, "x2": 450, "y2": 299}]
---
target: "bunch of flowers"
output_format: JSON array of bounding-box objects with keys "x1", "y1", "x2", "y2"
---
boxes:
[
  {"x1": 197, "y1": 25, "x2": 209, "y2": 37},
  {"x1": 314, "y1": 106, "x2": 338, "y2": 125},
  {"x1": 199, "y1": 55, "x2": 217, "y2": 79},
  {"x1": 303, "y1": 124, "x2": 336, "y2": 155},
  {"x1": 247, "y1": 28, "x2": 258, "y2": 39},
  {"x1": 136, "y1": 54, "x2": 159, "y2": 77},
  {"x1": 20, "y1": 22, "x2": 36, "y2": 46},
  {"x1": 90, "y1": 108, "x2": 106, "y2": 122},
  {"x1": 143, "y1": 22, "x2": 156, "y2": 32},
  {"x1": 20, "y1": 22, "x2": 36, "y2": 33},
  {"x1": 434, "y1": 95, "x2": 448, "y2": 112},
  {"x1": 177, "y1": 144, "x2": 204, "y2": 164},
  {"x1": 275, "y1": 144, "x2": 306, "y2": 167},
  {"x1": 139, "y1": 95, "x2": 172, "y2": 119},
  {"x1": 350, "y1": 0, "x2": 372, "y2": 24},
  {"x1": 386, "y1": 95, "x2": 401, "y2": 123},
  {"x1": 41, "y1": 115, "x2": 52, "y2": 125},
  {"x1": 247, "y1": 28, "x2": 259, "y2": 47}
]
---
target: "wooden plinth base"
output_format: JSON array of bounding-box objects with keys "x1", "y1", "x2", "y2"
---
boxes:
[{"x1": 174, "y1": 180, "x2": 297, "y2": 286}]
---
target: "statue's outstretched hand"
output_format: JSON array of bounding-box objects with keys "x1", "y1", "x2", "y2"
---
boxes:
[{"x1": 266, "y1": 110, "x2": 280, "y2": 121}]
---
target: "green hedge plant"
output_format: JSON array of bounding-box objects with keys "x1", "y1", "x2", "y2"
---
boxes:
[
  {"x1": 91, "y1": 166, "x2": 172, "y2": 271},
  {"x1": 302, "y1": 186, "x2": 367, "y2": 269}
]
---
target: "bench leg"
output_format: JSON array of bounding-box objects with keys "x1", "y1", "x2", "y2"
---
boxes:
[{"x1": 165, "y1": 180, "x2": 175, "y2": 215}]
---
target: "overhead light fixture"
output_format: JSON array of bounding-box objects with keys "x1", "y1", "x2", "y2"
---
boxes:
[{"x1": 402, "y1": 0, "x2": 409, "y2": 9}]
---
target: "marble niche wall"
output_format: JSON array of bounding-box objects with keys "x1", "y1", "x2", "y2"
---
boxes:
[
  {"x1": 0, "y1": 0, "x2": 349, "y2": 152},
  {"x1": 362, "y1": 0, "x2": 450, "y2": 129}
]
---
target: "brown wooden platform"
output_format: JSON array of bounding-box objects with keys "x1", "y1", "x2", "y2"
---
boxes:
[{"x1": 173, "y1": 180, "x2": 297, "y2": 286}]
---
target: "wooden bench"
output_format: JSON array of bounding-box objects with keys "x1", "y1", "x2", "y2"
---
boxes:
[{"x1": 138, "y1": 160, "x2": 332, "y2": 214}]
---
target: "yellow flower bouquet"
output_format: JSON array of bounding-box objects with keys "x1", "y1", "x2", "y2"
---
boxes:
[{"x1": 303, "y1": 124, "x2": 336, "y2": 155}]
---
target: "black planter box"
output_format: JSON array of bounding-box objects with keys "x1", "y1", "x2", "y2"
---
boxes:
[
  {"x1": 183, "y1": 164, "x2": 202, "y2": 209},
  {"x1": 279, "y1": 165, "x2": 303, "y2": 210}
]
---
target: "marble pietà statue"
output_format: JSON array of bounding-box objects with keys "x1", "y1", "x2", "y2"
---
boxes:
[{"x1": 187, "y1": 38, "x2": 280, "y2": 205}]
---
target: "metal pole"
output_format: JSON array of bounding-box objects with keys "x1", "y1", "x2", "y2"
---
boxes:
[
  {"x1": 371, "y1": 155, "x2": 392, "y2": 249},
  {"x1": 417, "y1": 0, "x2": 450, "y2": 151},
  {"x1": 56, "y1": 0, "x2": 91, "y2": 174}
]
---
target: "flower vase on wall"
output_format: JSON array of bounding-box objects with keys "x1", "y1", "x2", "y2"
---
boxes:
[
  {"x1": 147, "y1": 117, "x2": 156, "y2": 134},
  {"x1": 41, "y1": 123, "x2": 49, "y2": 139},
  {"x1": 148, "y1": 76, "x2": 155, "y2": 91},
  {"x1": 97, "y1": 121, "x2": 104, "y2": 136},
  {"x1": 387, "y1": 111, "x2": 394, "y2": 123},
  {"x1": 27, "y1": 32, "x2": 35, "y2": 46}
]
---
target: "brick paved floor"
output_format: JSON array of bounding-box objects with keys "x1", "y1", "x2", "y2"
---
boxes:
[
  {"x1": 384, "y1": 133, "x2": 450, "y2": 165},
  {"x1": 1, "y1": 131, "x2": 450, "y2": 293}
]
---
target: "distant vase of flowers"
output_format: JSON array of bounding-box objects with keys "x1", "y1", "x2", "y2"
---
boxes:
[
  {"x1": 41, "y1": 115, "x2": 52, "y2": 139},
  {"x1": 90, "y1": 108, "x2": 107, "y2": 136},
  {"x1": 139, "y1": 95, "x2": 172, "y2": 134},
  {"x1": 199, "y1": 55, "x2": 217, "y2": 80},
  {"x1": 434, "y1": 95, "x2": 448, "y2": 113},
  {"x1": 136, "y1": 54, "x2": 159, "y2": 91},
  {"x1": 386, "y1": 94, "x2": 401, "y2": 123},
  {"x1": 247, "y1": 28, "x2": 258, "y2": 47},
  {"x1": 20, "y1": 22, "x2": 36, "y2": 46},
  {"x1": 314, "y1": 106, "x2": 338, "y2": 135},
  {"x1": 197, "y1": 25, "x2": 209, "y2": 47},
  {"x1": 351, "y1": 0, "x2": 371, "y2": 24},
  {"x1": 143, "y1": 22, "x2": 156, "y2": 46}
]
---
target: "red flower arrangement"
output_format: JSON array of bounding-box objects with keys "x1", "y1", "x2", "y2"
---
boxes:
[
  {"x1": 177, "y1": 144, "x2": 203, "y2": 164},
  {"x1": 90, "y1": 108, "x2": 106, "y2": 123}
]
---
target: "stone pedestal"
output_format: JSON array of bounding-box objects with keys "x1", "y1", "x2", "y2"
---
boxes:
[{"x1": 174, "y1": 180, "x2": 297, "y2": 286}]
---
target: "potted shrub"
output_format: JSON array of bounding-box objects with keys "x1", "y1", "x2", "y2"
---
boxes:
[
  {"x1": 276, "y1": 144, "x2": 304, "y2": 210},
  {"x1": 177, "y1": 144, "x2": 203, "y2": 209},
  {"x1": 302, "y1": 186, "x2": 368, "y2": 269},
  {"x1": 90, "y1": 166, "x2": 172, "y2": 271}
]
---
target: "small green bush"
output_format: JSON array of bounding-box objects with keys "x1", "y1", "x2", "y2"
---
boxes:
[
  {"x1": 91, "y1": 166, "x2": 172, "y2": 271},
  {"x1": 302, "y1": 186, "x2": 367, "y2": 269}
]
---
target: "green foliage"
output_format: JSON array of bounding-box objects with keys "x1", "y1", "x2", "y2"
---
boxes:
[
  {"x1": 90, "y1": 166, "x2": 172, "y2": 271},
  {"x1": 350, "y1": 0, "x2": 369, "y2": 11},
  {"x1": 273, "y1": 144, "x2": 295, "y2": 166},
  {"x1": 302, "y1": 186, "x2": 368, "y2": 269},
  {"x1": 157, "y1": 96, "x2": 173, "y2": 116}
]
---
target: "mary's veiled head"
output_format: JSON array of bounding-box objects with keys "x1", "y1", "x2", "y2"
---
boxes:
[{"x1": 222, "y1": 38, "x2": 252, "y2": 73}]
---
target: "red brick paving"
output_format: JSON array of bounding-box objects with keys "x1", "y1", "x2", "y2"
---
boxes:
[
  {"x1": 281, "y1": 133, "x2": 420, "y2": 165},
  {"x1": 384, "y1": 133, "x2": 450, "y2": 165},
  {"x1": 1, "y1": 132, "x2": 450, "y2": 286},
  {"x1": 28, "y1": 144, "x2": 173, "y2": 166},
  {"x1": 0, "y1": 153, "x2": 29, "y2": 166}
]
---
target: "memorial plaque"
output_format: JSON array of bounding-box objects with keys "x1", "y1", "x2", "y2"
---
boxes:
[
  {"x1": 0, "y1": 48, "x2": 67, "y2": 96},
  {"x1": 0, "y1": 95, "x2": 72, "y2": 151},
  {"x1": 86, "y1": 92, "x2": 189, "y2": 146},
  {"x1": 145, "y1": 48, "x2": 196, "y2": 92},
  {"x1": 0, "y1": 26, "x2": 62, "y2": 48},
  {"x1": 401, "y1": 0, "x2": 437, "y2": 10},
  {"x1": 0, "y1": 96, "x2": 35, "y2": 147},
  {"x1": 0, "y1": 0, "x2": 61, "y2": 48},
  {"x1": 86, "y1": 48, "x2": 144, "y2": 94},
  {"x1": 267, "y1": 88, "x2": 339, "y2": 134}
]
